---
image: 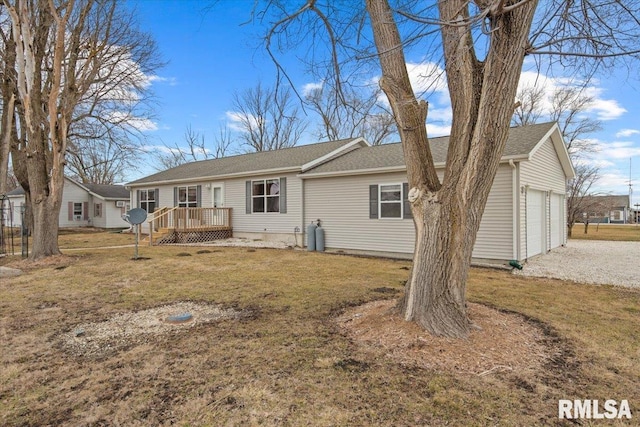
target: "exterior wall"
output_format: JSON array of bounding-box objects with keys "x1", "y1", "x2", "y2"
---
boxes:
[
  {"x1": 4, "y1": 196, "x2": 25, "y2": 228},
  {"x1": 132, "y1": 172, "x2": 303, "y2": 240},
  {"x1": 518, "y1": 136, "x2": 568, "y2": 258},
  {"x1": 93, "y1": 198, "x2": 129, "y2": 229},
  {"x1": 60, "y1": 181, "x2": 91, "y2": 228},
  {"x1": 303, "y1": 165, "x2": 515, "y2": 261},
  {"x1": 225, "y1": 172, "x2": 302, "y2": 237},
  {"x1": 304, "y1": 171, "x2": 416, "y2": 254}
]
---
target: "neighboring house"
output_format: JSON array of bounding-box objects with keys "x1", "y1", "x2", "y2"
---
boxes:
[
  {"x1": 4, "y1": 178, "x2": 130, "y2": 229},
  {"x1": 127, "y1": 122, "x2": 574, "y2": 263},
  {"x1": 577, "y1": 195, "x2": 631, "y2": 224}
]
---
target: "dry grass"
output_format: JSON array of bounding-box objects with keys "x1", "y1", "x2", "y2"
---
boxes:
[
  {"x1": 570, "y1": 223, "x2": 640, "y2": 241},
  {"x1": 0, "y1": 232, "x2": 638, "y2": 425}
]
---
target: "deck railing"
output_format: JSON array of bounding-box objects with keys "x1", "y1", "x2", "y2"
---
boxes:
[{"x1": 148, "y1": 207, "x2": 233, "y2": 233}]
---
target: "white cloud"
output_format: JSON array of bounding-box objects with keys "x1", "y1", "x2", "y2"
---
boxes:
[
  {"x1": 616, "y1": 129, "x2": 640, "y2": 138},
  {"x1": 301, "y1": 81, "x2": 323, "y2": 97},
  {"x1": 516, "y1": 72, "x2": 626, "y2": 121},
  {"x1": 427, "y1": 123, "x2": 451, "y2": 137},
  {"x1": 148, "y1": 75, "x2": 178, "y2": 86},
  {"x1": 108, "y1": 111, "x2": 158, "y2": 132},
  {"x1": 582, "y1": 87, "x2": 626, "y2": 120},
  {"x1": 225, "y1": 110, "x2": 263, "y2": 133},
  {"x1": 406, "y1": 61, "x2": 448, "y2": 96}
]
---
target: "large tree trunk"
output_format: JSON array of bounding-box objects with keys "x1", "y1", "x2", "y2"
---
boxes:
[
  {"x1": 367, "y1": 0, "x2": 537, "y2": 337},
  {"x1": 30, "y1": 196, "x2": 61, "y2": 258}
]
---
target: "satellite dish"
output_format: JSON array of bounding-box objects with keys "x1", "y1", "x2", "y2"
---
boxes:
[{"x1": 124, "y1": 208, "x2": 147, "y2": 225}]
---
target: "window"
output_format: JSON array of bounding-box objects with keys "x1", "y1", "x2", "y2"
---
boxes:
[
  {"x1": 94, "y1": 203, "x2": 102, "y2": 218},
  {"x1": 177, "y1": 186, "x2": 198, "y2": 208},
  {"x1": 379, "y1": 184, "x2": 402, "y2": 218},
  {"x1": 73, "y1": 203, "x2": 83, "y2": 220},
  {"x1": 139, "y1": 189, "x2": 156, "y2": 213},
  {"x1": 252, "y1": 179, "x2": 280, "y2": 213},
  {"x1": 370, "y1": 183, "x2": 410, "y2": 220}
]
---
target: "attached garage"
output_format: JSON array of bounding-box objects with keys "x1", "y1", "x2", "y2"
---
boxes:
[
  {"x1": 549, "y1": 193, "x2": 564, "y2": 249},
  {"x1": 301, "y1": 122, "x2": 575, "y2": 263},
  {"x1": 526, "y1": 190, "x2": 546, "y2": 257}
]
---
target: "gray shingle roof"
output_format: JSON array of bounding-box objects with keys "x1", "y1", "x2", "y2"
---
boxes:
[
  {"x1": 4, "y1": 181, "x2": 128, "y2": 199},
  {"x1": 82, "y1": 183, "x2": 129, "y2": 199},
  {"x1": 128, "y1": 138, "x2": 358, "y2": 186},
  {"x1": 302, "y1": 122, "x2": 557, "y2": 176},
  {"x1": 5, "y1": 187, "x2": 25, "y2": 196},
  {"x1": 581, "y1": 195, "x2": 630, "y2": 209}
]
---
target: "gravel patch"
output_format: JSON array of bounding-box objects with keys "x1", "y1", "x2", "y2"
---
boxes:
[
  {"x1": 514, "y1": 240, "x2": 640, "y2": 288},
  {"x1": 181, "y1": 237, "x2": 295, "y2": 249},
  {"x1": 59, "y1": 302, "x2": 246, "y2": 358}
]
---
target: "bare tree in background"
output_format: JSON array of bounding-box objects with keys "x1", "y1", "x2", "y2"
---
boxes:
[
  {"x1": 0, "y1": 0, "x2": 160, "y2": 259},
  {"x1": 258, "y1": 0, "x2": 640, "y2": 337},
  {"x1": 154, "y1": 124, "x2": 233, "y2": 170},
  {"x1": 566, "y1": 164, "x2": 600, "y2": 237},
  {"x1": 512, "y1": 83, "x2": 603, "y2": 238},
  {"x1": 230, "y1": 82, "x2": 306, "y2": 152},
  {"x1": 513, "y1": 84, "x2": 602, "y2": 155},
  {"x1": 305, "y1": 82, "x2": 396, "y2": 145},
  {"x1": 66, "y1": 138, "x2": 139, "y2": 184}
]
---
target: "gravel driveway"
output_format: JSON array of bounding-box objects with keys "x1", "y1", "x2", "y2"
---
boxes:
[{"x1": 514, "y1": 240, "x2": 640, "y2": 288}]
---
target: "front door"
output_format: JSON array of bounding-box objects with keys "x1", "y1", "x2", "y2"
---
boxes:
[
  {"x1": 211, "y1": 183, "x2": 225, "y2": 226},
  {"x1": 211, "y1": 183, "x2": 224, "y2": 208}
]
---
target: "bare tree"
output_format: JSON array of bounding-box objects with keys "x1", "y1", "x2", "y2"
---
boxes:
[
  {"x1": 154, "y1": 124, "x2": 233, "y2": 170},
  {"x1": 230, "y1": 82, "x2": 306, "y2": 152},
  {"x1": 66, "y1": 137, "x2": 139, "y2": 184},
  {"x1": 1, "y1": 0, "x2": 160, "y2": 259},
  {"x1": 566, "y1": 164, "x2": 600, "y2": 237},
  {"x1": 305, "y1": 82, "x2": 396, "y2": 145},
  {"x1": 259, "y1": 0, "x2": 640, "y2": 337},
  {"x1": 512, "y1": 85, "x2": 545, "y2": 129}
]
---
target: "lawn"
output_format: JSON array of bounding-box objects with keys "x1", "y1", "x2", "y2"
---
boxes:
[
  {"x1": 1, "y1": 232, "x2": 638, "y2": 425},
  {"x1": 570, "y1": 223, "x2": 640, "y2": 241}
]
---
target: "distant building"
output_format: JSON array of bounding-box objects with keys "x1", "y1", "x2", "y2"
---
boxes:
[
  {"x1": 4, "y1": 177, "x2": 130, "y2": 229},
  {"x1": 579, "y1": 195, "x2": 631, "y2": 224}
]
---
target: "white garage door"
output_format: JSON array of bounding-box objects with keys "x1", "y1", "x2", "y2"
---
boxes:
[
  {"x1": 549, "y1": 193, "x2": 563, "y2": 249},
  {"x1": 527, "y1": 190, "x2": 545, "y2": 257}
]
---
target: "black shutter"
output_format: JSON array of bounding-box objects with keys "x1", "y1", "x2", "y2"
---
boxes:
[
  {"x1": 196, "y1": 185, "x2": 202, "y2": 207},
  {"x1": 403, "y1": 183, "x2": 412, "y2": 219},
  {"x1": 279, "y1": 177, "x2": 287, "y2": 214},
  {"x1": 369, "y1": 185, "x2": 378, "y2": 219},
  {"x1": 245, "y1": 181, "x2": 252, "y2": 214}
]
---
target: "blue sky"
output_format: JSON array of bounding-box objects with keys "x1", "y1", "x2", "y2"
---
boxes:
[{"x1": 126, "y1": 0, "x2": 640, "y2": 208}]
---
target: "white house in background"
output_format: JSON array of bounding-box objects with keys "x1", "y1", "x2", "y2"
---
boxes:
[
  {"x1": 5, "y1": 178, "x2": 130, "y2": 229},
  {"x1": 127, "y1": 122, "x2": 574, "y2": 263}
]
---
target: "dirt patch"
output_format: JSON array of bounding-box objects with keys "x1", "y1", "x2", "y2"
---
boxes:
[
  {"x1": 58, "y1": 302, "x2": 247, "y2": 358},
  {"x1": 6, "y1": 254, "x2": 78, "y2": 270},
  {"x1": 337, "y1": 300, "x2": 550, "y2": 376}
]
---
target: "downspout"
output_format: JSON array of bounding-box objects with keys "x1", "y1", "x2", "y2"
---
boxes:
[
  {"x1": 509, "y1": 159, "x2": 520, "y2": 261},
  {"x1": 300, "y1": 178, "x2": 305, "y2": 248},
  {"x1": 523, "y1": 184, "x2": 529, "y2": 261}
]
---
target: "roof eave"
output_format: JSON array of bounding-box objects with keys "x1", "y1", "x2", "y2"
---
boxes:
[
  {"x1": 300, "y1": 137, "x2": 370, "y2": 172},
  {"x1": 126, "y1": 166, "x2": 302, "y2": 188}
]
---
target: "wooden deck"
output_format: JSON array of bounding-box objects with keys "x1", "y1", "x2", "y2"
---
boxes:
[{"x1": 148, "y1": 207, "x2": 232, "y2": 244}]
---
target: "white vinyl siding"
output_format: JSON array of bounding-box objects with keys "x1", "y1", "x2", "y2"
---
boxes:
[
  {"x1": 225, "y1": 173, "x2": 301, "y2": 235},
  {"x1": 304, "y1": 166, "x2": 515, "y2": 261},
  {"x1": 550, "y1": 193, "x2": 563, "y2": 249},
  {"x1": 472, "y1": 165, "x2": 515, "y2": 260},
  {"x1": 519, "y1": 136, "x2": 568, "y2": 257},
  {"x1": 60, "y1": 180, "x2": 91, "y2": 227},
  {"x1": 305, "y1": 172, "x2": 415, "y2": 254}
]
